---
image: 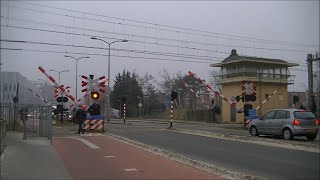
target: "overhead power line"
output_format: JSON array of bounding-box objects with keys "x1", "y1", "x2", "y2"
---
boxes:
[
  {"x1": 0, "y1": 20, "x2": 311, "y2": 65},
  {"x1": 0, "y1": 47, "x2": 215, "y2": 64},
  {"x1": 6, "y1": 1, "x2": 320, "y2": 48},
  {"x1": 0, "y1": 18, "x2": 233, "y2": 56},
  {"x1": 1, "y1": 13, "x2": 312, "y2": 54},
  {"x1": 1, "y1": 25, "x2": 303, "y2": 66},
  {"x1": 0, "y1": 39, "x2": 226, "y2": 61}
]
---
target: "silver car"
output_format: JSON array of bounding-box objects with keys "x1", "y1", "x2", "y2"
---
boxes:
[{"x1": 248, "y1": 109, "x2": 319, "y2": 140}]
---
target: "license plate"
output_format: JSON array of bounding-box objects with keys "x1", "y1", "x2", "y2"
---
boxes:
[{"x1": 306, "y1": 129, "x2": 315, "y2": 133}]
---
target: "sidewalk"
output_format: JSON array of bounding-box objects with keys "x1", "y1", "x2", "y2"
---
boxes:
[{"x1": 0, "y1": 131, "x2": 71, "y2": 180}]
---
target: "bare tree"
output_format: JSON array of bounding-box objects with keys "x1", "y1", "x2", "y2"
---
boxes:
[
  {"x1": 136, "y1": 72, "x2": 157, "y2": 97},
  {"x1": 209, "y1": 69, "x2": 222, "y2": 92},
  {"x1": 157, "y1": 68, "x2": 176, "y2": 95}
]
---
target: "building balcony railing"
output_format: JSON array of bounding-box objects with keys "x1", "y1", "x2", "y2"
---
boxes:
[{"x1": 214, "y1": 72, "x2": 295, "y2": 84}]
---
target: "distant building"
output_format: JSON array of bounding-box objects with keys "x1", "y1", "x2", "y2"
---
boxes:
[
  {"x1": 211, "y1": 49, "x2": 299, "y2": 123},
  {"x1": 0, "y1": 72, "x2": 43, "y2": 105},
  {"x1": 31, "y1": 80, "x2": 55, "y2": 105}
]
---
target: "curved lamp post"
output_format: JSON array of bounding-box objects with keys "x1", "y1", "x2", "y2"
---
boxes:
[{"x1": 90, "y1": 37, "x2": 128, "y2": 121}]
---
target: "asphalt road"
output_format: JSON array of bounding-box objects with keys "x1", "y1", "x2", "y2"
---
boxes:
[
  {"x1": 110, "y1": 118, "x2": 320, "y2": 142},
  {"x1": 107, "y1": 123, "x2": 320, "y2": 180}
]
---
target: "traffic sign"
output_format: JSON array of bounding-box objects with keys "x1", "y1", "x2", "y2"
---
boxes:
[
  {"x1": 138, "y1": 103, "x2": 142, "y2": 107},
  {"x1": 248, "y1": 109, "x2": 256, "y2": 116},
  {"x1": 163, "y1": 99, "x2": 170, "y2": 108}
]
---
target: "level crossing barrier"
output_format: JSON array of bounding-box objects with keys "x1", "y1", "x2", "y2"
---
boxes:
[{"x1": 82, "y1": 115, "x2": 105, "y2": 131}]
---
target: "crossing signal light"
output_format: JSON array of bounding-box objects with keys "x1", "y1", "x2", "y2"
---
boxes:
[
  {"x1": 244, "y1": 94, "x2": 256, "y2": 102},
  {"x1": 171, "y1": 91, "x2": 178, "y2": 100},
  {"x1": 91, "y1": 91, "x2": 100, "y2": 100},
  {"x1": 57, "y1": 97, "x2": 68, "y2": 102},
  {"x1": 81, "y1": 81, "x2": 88, "y2": 87},
  {"x1": 88, "y1": 103, "x2": 101, "y2": 115},
  {"x1": 235, "y1": 96, "x2": 241, "y2": 102}
]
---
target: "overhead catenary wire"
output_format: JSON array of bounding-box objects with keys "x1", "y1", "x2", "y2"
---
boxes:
[
  {"x1": 0, "y1": 20, "x2": 307, "y2": 65},
  {"x1": 1, "y1": 45, "x2": 306, "y2": 73},
  {"x1": 0, "y1": 47, "x2": 216, "y2": 64},
  {"x1": 1, "y1": 15, "x2": 312, "y2": 55},
  {"x1": 7, "y1": 0, "x2": 319, "y2": 48},
  {"x1": 0, "y1": 39, "x2": 225, "y2": 61},
  {"x1": 0, "y1": 17, "x2": 233, "y2": 55},
  {"x1": 0, "y1": 4, "x2": 314, "y2": 66}
]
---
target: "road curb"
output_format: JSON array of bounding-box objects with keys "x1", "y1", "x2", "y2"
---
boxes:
[
  {"x1": 168, "y1": 128, "x2": 320, "y2": 153},
  {"x1": 106, "y1": 132, "x2": 265, "y2": 180}
]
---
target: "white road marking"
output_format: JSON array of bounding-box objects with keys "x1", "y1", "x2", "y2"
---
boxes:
[
  {"x1": 124, "y1": 168, "x2": 138, "y2": 172},
  {"x1": 104, "y1": 155, "x2": 115, "y2": 158},
  {"x1": 69, "y1": 137, "x2": 100, "y2": 149}
]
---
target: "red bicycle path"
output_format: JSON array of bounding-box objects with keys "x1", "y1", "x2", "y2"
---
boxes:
[{"x1": 53, "y1": 135, "x2": 223, "y2": 180}]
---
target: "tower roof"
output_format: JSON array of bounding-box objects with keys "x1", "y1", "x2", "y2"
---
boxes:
[{"x1": 211, "y1": 49, "x2": 299, "y2": 67}]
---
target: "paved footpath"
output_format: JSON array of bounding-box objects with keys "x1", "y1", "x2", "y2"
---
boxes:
[
  {"x1": 1, "y1": 131, "x2": 71, "y2": 180},
  {"x1": 53, "y1": 135, "x2": 223, "y2": 180}
]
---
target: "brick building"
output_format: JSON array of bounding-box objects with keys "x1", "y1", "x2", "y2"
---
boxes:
[{"x1": 211, "y1": 49, "x2": 299, "y2": 123}]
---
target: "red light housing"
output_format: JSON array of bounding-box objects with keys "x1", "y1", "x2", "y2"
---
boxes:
[
  {"x1": 293, "y1": 119, "x2": 300, "y2": 126},
  {"x1": 316, "y1": 119, "x2": 319, "y2": 126}
]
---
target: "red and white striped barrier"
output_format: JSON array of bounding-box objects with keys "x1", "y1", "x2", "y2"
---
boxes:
[
  {"x1": 68, "y1": 93, "x2": 89, "y2": 110},
  {"x1": 187, "y1": 71, "x2": 243, "y2": 113},
  {"x1": 82, "y1": 120, "x2": 104, "y2": 130},
  {"x1": 38, "y1": 66, "x2": 80, "y2": 107},
  {"x1": 182, "y1": 80, "x2": 210, "y2": 109},
  {"x1": 245, "y1": 119, "x2": 252, "y2": 127},
  {"x1": 28, "y1": 88, "x2": 49, "y2": 105},
  {"x1": 255, "y1": 89, "x2": 279, "y2": 110}
]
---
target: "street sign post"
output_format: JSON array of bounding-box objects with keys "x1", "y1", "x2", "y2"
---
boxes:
[{"x1": 163, "y1": 99, "x2": 170, "y2": 108}]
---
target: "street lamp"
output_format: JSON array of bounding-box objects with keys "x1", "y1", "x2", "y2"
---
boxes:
[
  {"x1": 91, "y1": 37, "x2": 128, "y2": 122},
  {"x1": 137, "y1": 96, "x2": 142, "y2": 119},
  {"x1": 37, "y1": 79, "x2": 49, "y2": 102},
  {"x1": 49, "y1": 69, "x2": 70, "y2": 84},
  {"x1": 64, "y1": 55, "x2": 90, "y2": 100}
]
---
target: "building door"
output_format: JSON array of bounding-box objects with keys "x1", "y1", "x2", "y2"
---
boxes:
[{"x1": 230, "y1": 103, "x2": 236, "y2": 122}]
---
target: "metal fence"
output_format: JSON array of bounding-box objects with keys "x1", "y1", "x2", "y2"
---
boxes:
[
  {"x1": 0, "y1": 104, "x2": 52, "y2": 144},
  {"x1": 186, "y1": 109, "x2": 222, "y2": 122}
]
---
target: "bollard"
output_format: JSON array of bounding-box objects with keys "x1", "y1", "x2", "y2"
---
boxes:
[
  {"x1": 169, "y1": 100, "x2": 173, "y2": 128},
  {"x1": 123, "y1": 103, "x2": 126, "y2": 123}
]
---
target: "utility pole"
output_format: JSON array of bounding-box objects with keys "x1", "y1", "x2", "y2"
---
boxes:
[
  {"x1": 307, "y1": 54, "x2": 314, "y2": 112},
  {"x1": 307, "y1": 53, "x2": 320, "y2": 115},
  {"x1": 317, "y1": 53, "x2": 320, "y2": 116}
]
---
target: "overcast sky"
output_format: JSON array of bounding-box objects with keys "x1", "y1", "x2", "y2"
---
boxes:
[{"x1": 1, "y1": 0, "x2": 319, "y2": 97}]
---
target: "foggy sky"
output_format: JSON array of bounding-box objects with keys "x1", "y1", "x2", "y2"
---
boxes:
[{"x1": 1, "y1": 1, "x2": 319, "y2": 97}]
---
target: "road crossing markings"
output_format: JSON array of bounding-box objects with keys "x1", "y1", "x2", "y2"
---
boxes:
[
  {"x1": 69, "y1": 137, "x2": 100, "y2": 149},
  {"x1": 104, "y1": 156, "x2": 115, "y2": 158},
  {"x1": 124, "y1": 168, "x2": 138, "y2": 172}
]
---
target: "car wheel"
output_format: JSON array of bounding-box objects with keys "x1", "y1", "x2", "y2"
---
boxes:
[
  {"x1": 306, "y1": 134, "x2": 317, "y2": 141},
  {"x1": 250, "y1": 126, "x2": 259, "y2": 136},
  {"x1": 282, "y1": 128, "x2": 293, "y2": 140}
]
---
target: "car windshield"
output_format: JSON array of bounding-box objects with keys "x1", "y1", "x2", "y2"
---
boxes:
[{"x1": 293, "y1": 111, "x2": 316, "y2": 119}]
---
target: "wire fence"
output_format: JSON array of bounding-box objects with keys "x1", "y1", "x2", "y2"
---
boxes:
[{"x1": 0, "y1": 104, "x2": 52, "y2": 144}]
